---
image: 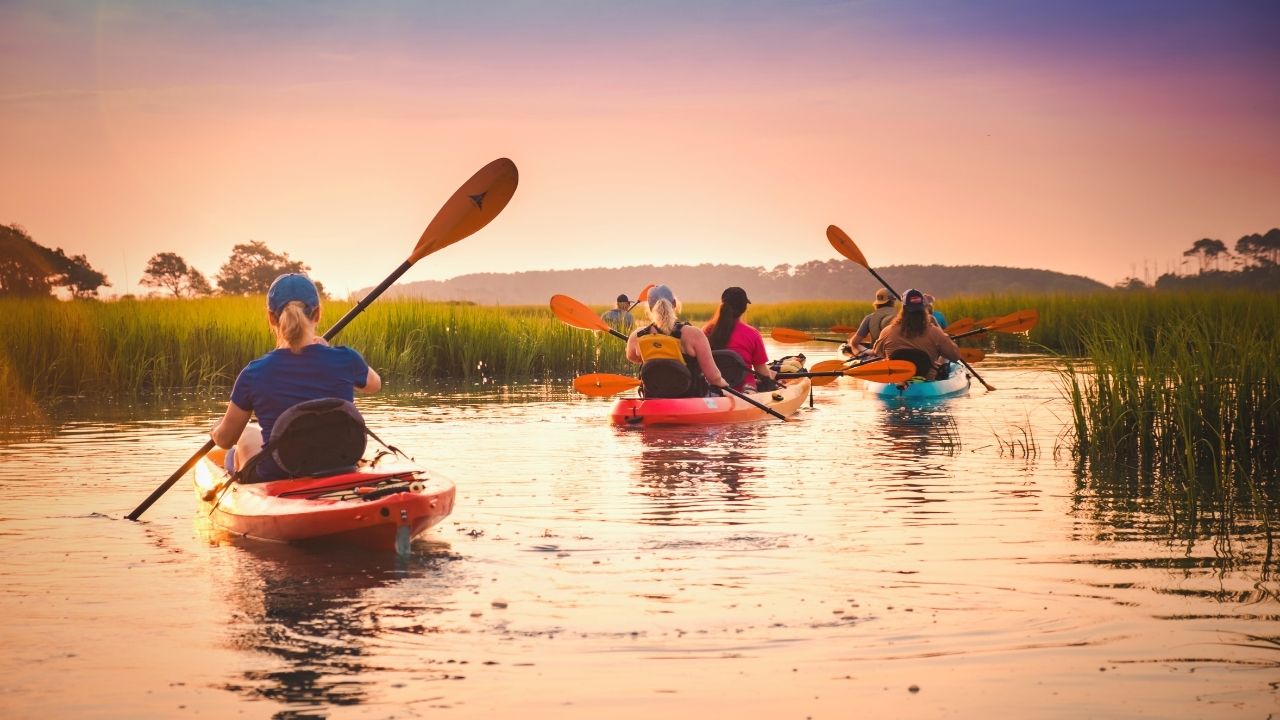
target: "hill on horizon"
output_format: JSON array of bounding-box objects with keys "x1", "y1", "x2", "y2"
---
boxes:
[{"x1": 363, "y1": 260, "x2": 1109, "y2": 305}]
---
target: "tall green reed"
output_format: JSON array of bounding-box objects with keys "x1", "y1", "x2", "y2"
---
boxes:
[{"x1": 0, "y1": 297, "x2": 629, "y2": 400}]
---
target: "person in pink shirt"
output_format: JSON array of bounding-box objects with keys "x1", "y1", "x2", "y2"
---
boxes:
[{"x1": 703, "y1": 286, "x2": 782, "y2": 391}]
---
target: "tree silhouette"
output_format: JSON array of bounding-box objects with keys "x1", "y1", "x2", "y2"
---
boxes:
[
  {"x1": 0, "y1": 224, "x2": 109, "y2": 297},
  {"x1": 1235, "y1": 228, "x2": 1280, "y2": 268},
  {"x1": 141, "y1": 252, "x2": 212, "y2": 297},
  {"x1": 216, "y1": 241, "x2": 310, "y2": 295},
  {"x1": 1182, "y1": 238, "x2": 1229, "y2": 273}
]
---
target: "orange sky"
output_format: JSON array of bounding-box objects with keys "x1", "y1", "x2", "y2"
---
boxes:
[{"x1": 2, "y1": 1, "x2": 1278, "y2": 296}]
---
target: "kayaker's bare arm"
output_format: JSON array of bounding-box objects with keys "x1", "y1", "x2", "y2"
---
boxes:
[
  {"x1": 211, "y1": 402, "x2": 252, "y2": 449},
  {"x1": 358, "y1": 368, "x2": 382, "y2": 394},
  {"x1": 683, "y1": 327, "x2": 729, "y2": 388},
  {"x1": 625, "y1": 331, "x2": 642, "y2": 364}
]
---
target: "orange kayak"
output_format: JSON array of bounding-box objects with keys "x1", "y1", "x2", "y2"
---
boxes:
[
  {"x1": 193, "y1": 449, "x2": 454, "y2": 554},
  {"x1": 609, "y1": 377, "x2": 811, "y2": 426}
]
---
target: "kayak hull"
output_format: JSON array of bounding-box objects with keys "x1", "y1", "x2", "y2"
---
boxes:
[
  {"x1": 194, "y1": 453, "x2": 454, "y2": 552},
  {"x1": 609, "y1": 377, "x2": 811, "y2": 426},
  {"x1": 863, "y1": 361, "x2": 971, "y2": 401}
]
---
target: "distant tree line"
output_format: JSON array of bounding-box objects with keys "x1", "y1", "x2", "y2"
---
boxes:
[
  {"x1": 1117, "y1": 228, "x2": 1280, "y2": 291},
  {"x1": 0, "y1": 224, "x2": 323, "y2": 299}
]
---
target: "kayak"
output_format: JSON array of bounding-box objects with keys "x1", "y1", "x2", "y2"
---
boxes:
[
  {"x1": 862, "y1": 361, "x2": 970, "y2": 401},
  {"x1": 193, "y1": 448, "x2": 455, "y2": 554},
  {"x1": 609, "y1": 377, "x2": 812, "y2": 426}
]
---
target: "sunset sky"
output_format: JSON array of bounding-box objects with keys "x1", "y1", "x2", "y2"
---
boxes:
[{"x1": 2, "y1": 0, "x2": 1277, "y2": 297}]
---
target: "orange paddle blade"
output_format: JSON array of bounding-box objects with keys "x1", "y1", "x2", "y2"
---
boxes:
[
  {"x1": 410, "y1": 158, "x2": 519, "y2": 263},
  {"x1": 550, "y1": 294, "x2": 611, "y2": 333},
  {"x1": 946, "y1": 317, "x2": 975, "y2": 335},
  {"x1": 636, "y1": 284, "x2": 655, "y2": 302},
  {"x1": 974, "y1": 316, "x2": 1001, "y2": 329},
  {"x1": 808, "y1": 374, "x2": 841, "y2": 387},
  {"x1": 810, "y1": 359, "x2": 847, "y2": 373},
  {"x1": 770, "y1": 327, "x2": 814, "y2": 344},
  {"x1": 831, "y1": 324, "x2": 857, "y2": 334},
  {"x1": 989, "y1": 308, "x2": 1039, "y2": 334},
  {"x1": 826, "y1": 224, "x2": 869, "y2": 268},
  {"x1": 845, "y1": 359, "x2": 917, "y2": 383},
  {"x1": 573, "y1": 373, "x2": 641, "y2": 397},
  {"x1": 958, "y1": 347, "x2": 986, "y2": 363}
]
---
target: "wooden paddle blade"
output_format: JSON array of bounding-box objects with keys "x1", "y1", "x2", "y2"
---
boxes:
[
  {"x1": 770, "y1": 327, "x2": 814, "y2": 344},
  {"x1": 409, "y1": 158, "x2": 519, "y2": 263},
  {"x1": 550, "y1": 294, "x2": 612, "y2": 332},
  {"x1": 831, "y1": 324, "x2": 857, "y2": 334},
  {"x1": 958, "y1": 347, "x2": 986, "y2": 363},
  {"x1": 573, "y1": 373, "x2": 641, "y2": 397},
  {"x1": 946, "y1": 317, "x2": 975, "y2": 335},
  {"x1": 845, "y1": 359, "x2": 917, "y2": 383},
  {"x1": 826, "y1": 224, "x2": 868, "y2": 268},
  {"x1": 990, "y1": 308, "x2": 1039, "y2": 334}
]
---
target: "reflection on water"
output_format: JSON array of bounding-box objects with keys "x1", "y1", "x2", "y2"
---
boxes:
[
  {"x1": 1, "y1": 354, "x2": 1278, "y2": 718},
  {"x1": 630, "y1": 425, "x2": 766, "y2": 525}
]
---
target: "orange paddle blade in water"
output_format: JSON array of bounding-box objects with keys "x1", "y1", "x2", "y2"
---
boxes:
[{"x1": 573, "y1": 373, "x2": 642, "y2": 397}]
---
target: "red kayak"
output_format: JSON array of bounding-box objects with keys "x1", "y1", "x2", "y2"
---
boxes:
[{"x1": 194, "y1": 449, "x2": 454, "y2": 554}]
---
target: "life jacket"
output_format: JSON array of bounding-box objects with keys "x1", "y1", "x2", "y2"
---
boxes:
[
  {"x1": 768, "y1": 354, "x2": 806, "y2": 375},
  {"x1": 237, "y1": 398, "x2": 393, "y2": 483},
  {"x1": 636, "y1": 323, "x2": 707, "y2": 398}
]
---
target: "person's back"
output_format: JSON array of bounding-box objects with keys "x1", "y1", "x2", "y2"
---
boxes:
[
  {"x1": 602, "y1": 294, "x2": 635, "y2": 332},
  {"x1": 872, "y1": 288, "x2": 960, "y2": 379},
  {"x1": 848, "y1": 288, "x2": 897, "y2": 352},
  {"x1": 211, "y1": 273, "x2": 381, "y2": 481},
  {"x1": 704, "y1": 286, "x2": 777, "y2": 391}
]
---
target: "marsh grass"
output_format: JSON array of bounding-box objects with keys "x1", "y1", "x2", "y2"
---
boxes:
[
  {"x1": 0, "y1": 297, "x2": 628, "y2": 401},
  {"x1": 1056, "y1": 293, "x2": 1280, "y2": 521}
]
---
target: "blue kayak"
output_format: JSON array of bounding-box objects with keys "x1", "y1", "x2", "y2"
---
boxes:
[{"x1": 862, "y1": 361, "x2": 971, "y2": 401}]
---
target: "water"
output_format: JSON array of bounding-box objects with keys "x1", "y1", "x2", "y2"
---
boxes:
[{"x1": 1, "y1": 352, "x2": 1276, "y2": 719}]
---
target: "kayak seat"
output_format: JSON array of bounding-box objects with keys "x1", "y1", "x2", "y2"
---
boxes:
[
  {"x1": 888, "y1": 348, "x2": 933, "y2": 379},
  {"x1": 639, "y1": 359, "x2": 693, "y2": 399},
  {"x1": 239, "y1": 398, "x2": 369, "y2": 482},
  {"x1": 712, "y1": 349, "x2": 748, "y2": 388}
]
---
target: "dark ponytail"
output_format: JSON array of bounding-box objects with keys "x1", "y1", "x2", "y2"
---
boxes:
[{"x1": 704, "y1": 301, "x2": 744, "y2": 350}]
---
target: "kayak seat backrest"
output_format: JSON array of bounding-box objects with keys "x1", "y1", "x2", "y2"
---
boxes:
[
  {"x1": 639, "y1": 359, "x2": 692, "y2": 398},
  {"x1": 712, "y1": 349, "x2": 747, "y2": 388},
  {"x1": 261, "y1": 398, "x2": 368, "y2": 480},
  {"x1": 889, "y1": 348, "x2": 933, "y2": 378}
]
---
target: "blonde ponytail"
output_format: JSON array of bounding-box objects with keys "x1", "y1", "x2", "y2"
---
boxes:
[
  {"x1": 648, "y1": 297, "x2": 679, "y2": 335},
  {"x1": 275, "y1": 301, "x2": 315, "y2": 353}
]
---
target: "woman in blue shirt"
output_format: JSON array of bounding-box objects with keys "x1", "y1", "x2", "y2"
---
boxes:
[{"x1": 210, "y1": 273, "x2": 381, "y2": 480}]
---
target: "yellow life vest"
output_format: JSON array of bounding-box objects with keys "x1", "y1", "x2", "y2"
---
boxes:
[{"x1": 636, "y1": 332, "x2": 685, "y2": 363}]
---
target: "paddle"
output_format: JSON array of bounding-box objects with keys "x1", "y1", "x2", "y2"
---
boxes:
[
  {"x1": 126, "y1": 158, "x2": 520, "y2": 522},
  {"x1": 958, "y1": 347, "x2": 985, "y2": 363},
  {"x1": 554, "y1": 293, "x2": 788, "y2": 420},
  {"x1": 571, "y1": 373, "x2": 791, "y2": 420},
  {"x1": 776, "y1": 358, "x2": 916, "y2": 385},
  {"x1": 626, "y1": 284, "x2": 655, "y2": 313},
  {"x1": 827, "y1": 223, "x2": 997, "y2": 391},
  {"x1": 948, "y1": 309, "x2": 1039, "y2": 341},
  {"x1": 946, "y1": 317, "x2": 975, "y2": 335},
  {"x1": 770, "y1": 327, "x2": 846, "y2": 344},
  {"x1": 831, "y1": 324, "x2": 858, "y2": 335}
]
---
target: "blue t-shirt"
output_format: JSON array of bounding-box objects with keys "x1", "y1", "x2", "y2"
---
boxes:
[{"x1": 229, "y1": 344, "x2": 370, "y2": 480}]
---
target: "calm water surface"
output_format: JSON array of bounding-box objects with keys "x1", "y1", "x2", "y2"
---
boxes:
[{"x1": 1, "y1": 350, "x2": 1276, "y2": 719}]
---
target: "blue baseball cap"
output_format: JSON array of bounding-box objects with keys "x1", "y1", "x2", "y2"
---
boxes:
[
  {"x1": 267, "y1": 273, "x2": 320, "y2": 315},
  {"x1": 646, "y1": 284, "x2": 677, "y2": 309}
]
